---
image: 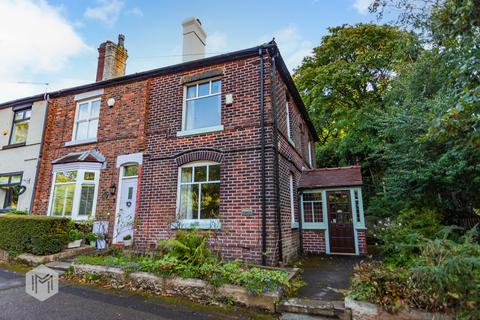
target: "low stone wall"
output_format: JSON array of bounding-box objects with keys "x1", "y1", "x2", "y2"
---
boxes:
[
  {"x1": 15, "y1": 246, "x2": 95, "y2": 265},
  {"x1": 0, "y1": 248, "x2": 10, "y2": 263},
  {"x1": 73, "y1": 263, "x2": 298, "y2": 312},
  {"x1": 345, "y1": 297, "x2": 453, "y2": 320}
]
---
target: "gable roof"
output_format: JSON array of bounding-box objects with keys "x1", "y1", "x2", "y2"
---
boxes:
[
  {"x1": 0, "y1": 41, "x2": 318, "y2": 141},
  {"x1": 299, "y1": 166, "x2": 363, "y2": 189},
  {"x1": 52, "y1": 150, "x2": 105, "y2": 165}
]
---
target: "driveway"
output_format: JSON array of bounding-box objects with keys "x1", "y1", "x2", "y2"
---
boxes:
[
  {"x1": 296, "y1": 255, "x2": 370, "y2": 301},
  {"x1": 0, "y1": 267, "x2": 270, "y2": 320}
]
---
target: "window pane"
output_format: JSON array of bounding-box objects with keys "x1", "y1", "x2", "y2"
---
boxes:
[
  {"x1": 0, "y1": 176, "x2": 9, "y2": 185},
  {"x1": 87, "y1": 119, "x2": 98, "y2": 139},
  {"x1": 194, "y1": 166, "x2": 207, "y2": 182},
  {"x1": 78, "y1": 184, "x2": 95, "y2": 216},
  {"x1": 208, "y1": 165, "x2": 220, "y2": 181},
  {"x1": 10, "y1": 175, "x2": 21, "y2": 184},
  {"x1": 76, "y1": 122, "x2": 89, "y2": 140},
  {"x1": 304, "y1": 202, "x2": 313, "y2": 222},
  {"x1": 185, "y1": 95, "x2": 221, "y2": 130},
  {"x1": 211, "y1": 80, "x2": 221, "y2": 94},
  {"x1": 24, "y1": 109, "x2": 31, "y2": 119},
  {"x1": 304, "y1": 192, "x2": 322, "y2": 201},
  {"x1": 55, "y1": 171, "x2": 77, "y2": 183},
  {"x1": 200, "y1": 183, "x2": 220, "y2": 219},
  {"x1": 123, "y1": 165, "x2": 138, "y2": 177},
  {"x1": 187, "y1": 85, "x2": 196, "y2": 99},
  {"x1": 90, "y1": 100, "x2": 100, "y2": 118},
  {"x1": 11, "y1": 120, "x2": 29, "y2": 144},
  {"x1": 51, "y1": 184, "x2": 75, "y2": 216},
  {"x1": 84, "y1": 172, "x2": 95, "y2": 181},
  {"x1": 179, "y1": 184, "x2": 198, "y2": 220},
  {"x1": 181, "y1": 167, "x2": 192, "y2": 183},
  {"x1": 198, "y1": 82, "x2": 210, "y2": 96},
  {"x1": 14, "y1": 111, "x2": 24, "y2": 121},
  {"x1": 313, "y1": 202, "x2": 323, "y2": 222},
  {"x1": 77, "y1": 103, "x2": 89, "y2": 120}
]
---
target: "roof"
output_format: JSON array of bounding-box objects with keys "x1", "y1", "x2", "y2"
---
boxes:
[
  {"x1": 52, "y1": 150, "x2": 105, "y2": 165},
  {"x1": 0, "y1": 41, "x2": 318, "y2": 141},
  {"x1": 299, "y1": 166, "x2": 363, "y2": 189}
]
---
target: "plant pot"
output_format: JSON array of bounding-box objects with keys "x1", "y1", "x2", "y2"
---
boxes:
[
  {"x1": 67, "y1": 239, "x2": 82, "y2": 249},
  {"x1": 123, "y1": 239, "x2": 133, "y2": 247},
  {"x1": 89, "y1": 241, "x2": 96, "y2": 248},
  {"x1": 96, "y1": 239, "x2": 107, "y2": 250}
]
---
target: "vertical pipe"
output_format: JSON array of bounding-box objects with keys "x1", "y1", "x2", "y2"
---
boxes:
[{"x1": 259, "y1": 48, "x2": 267, "y2": 266}]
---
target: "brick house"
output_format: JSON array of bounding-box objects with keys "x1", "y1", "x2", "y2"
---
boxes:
[{"x1": 0, "y1": 18, "x2": 367, "y2": 265}]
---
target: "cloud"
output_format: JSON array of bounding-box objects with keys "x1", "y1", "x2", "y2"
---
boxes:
[
  {"x1": 353, "y1": 0, "x2": 373, "y2": 14},
  {"x1": 84, "y1": 0, "x2": 124, "y2": 26},
  {"x1": 207, "y1": 31, "x2": 228, "y2": 53},
  {"x1": 0, "y1": 0, "x2": 88, "y2": 102},
  {"x1": 125, "y1": 7, "x2": 143, "y2": 17},
  {"x1": 259, "y1": 25, "x2": 313, "y2": 72}
]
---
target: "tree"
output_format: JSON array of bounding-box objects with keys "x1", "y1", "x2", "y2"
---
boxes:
[{"x1": 294, "y1": 24, "x2": 420, "y2": 198}]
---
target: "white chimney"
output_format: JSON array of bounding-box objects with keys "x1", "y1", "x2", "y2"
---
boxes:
[{"x1": 182, "y1": 17, "x2": 207, "y2": 62}]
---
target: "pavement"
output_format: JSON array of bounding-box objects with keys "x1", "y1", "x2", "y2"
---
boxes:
[
  {"x1": 0, "y1": 267, "x2": 271, "y2": 320},
  {"x1": 296, "y1": 255, "x2": 369, "y2": 301}
]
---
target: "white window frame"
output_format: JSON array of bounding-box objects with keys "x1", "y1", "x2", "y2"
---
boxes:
[
  {"x1": 290, "y1": 174, "x2": 298, "y2": 228},
  {"x1": 47, "y1": 165, "x2": 100, "y2": 221},
  {"x1": 177, "y1": 78, "x2": 224, "y2": 137},
  {"x1": 308, "y1": 141, "x2": 313, "y2": 167},
  {"x1": 173, "y1": 161, "x2": 221, "y2": 229},
  {"x1": 286, "y1": 102, "x2": 295, "y2": 146},
  {"x1": 67, "y1": 97, "x2": 101, "y2": 146}
]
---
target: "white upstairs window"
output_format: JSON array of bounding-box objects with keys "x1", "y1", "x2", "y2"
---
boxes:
[{"x1": 73, "y1": 98, "x2": 100, "y2": 142}]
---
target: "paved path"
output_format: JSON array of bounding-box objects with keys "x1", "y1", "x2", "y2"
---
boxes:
[
  {"x1": 0, "y1": 267, "x2": 269, "y2": 320},
  {"x1": 297, "y1": 255, "x2": 369, "y2": 301}
]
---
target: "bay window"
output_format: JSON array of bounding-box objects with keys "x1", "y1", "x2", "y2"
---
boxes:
[
  {"x1": 49, "y1": 169, "x2": 99, "y2": 220},
  {"x1": 176, "y1": 162, "x2": 220, "y2": 228}
]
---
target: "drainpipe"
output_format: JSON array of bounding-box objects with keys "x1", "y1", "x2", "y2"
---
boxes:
[
  {"x1": 29, "y1": 95, "x2": 50, "y2": 214},
  {"x1": 259, "y1": 48, "x2": 268, "y2": 266},
  {"x1": 298, "y1": 191, "x2": 304, "y2": 255},
  {"x1": 269, "y1": 48, "x2": 283, "y2": 263}
]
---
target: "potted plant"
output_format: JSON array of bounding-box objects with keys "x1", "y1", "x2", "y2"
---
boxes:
[
  {"x1": 67, "y1": 229, "x2": 84, "y2": 248},
  {"x1": 96, "y1": 233, "x2": 107, "y2": 250},
  {"x1": 123, "y1": 234, "x2": 133, "y2": 247},
  {"x1": 86, "y1": 232, "x2": 97, "y2": 248}
]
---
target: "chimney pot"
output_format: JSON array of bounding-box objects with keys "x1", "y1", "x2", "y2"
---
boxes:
[
  {"x1": 182, "y1": 17, "x2": 207, "y2": 62},
  {"x1": 118, "y1": 34, "x2": 125, "y2": 46}
]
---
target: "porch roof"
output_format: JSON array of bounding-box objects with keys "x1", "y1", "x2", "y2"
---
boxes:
[{"x1": 299, "y1": 166, "x2": 363, "y2": 189}]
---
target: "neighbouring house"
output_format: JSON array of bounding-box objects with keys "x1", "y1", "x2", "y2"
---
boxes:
[
  {"x1": 0, "y1": 18, "x2": 367, "y2": 265},
  {"x1": 0, "y1": 99, "x2": 48, "y2": 213}
]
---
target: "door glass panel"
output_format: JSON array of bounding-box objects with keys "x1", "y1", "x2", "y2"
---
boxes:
[
  {"x1": 127, "y1": 187, "x2": 133, "y2": 200},
  {"x1": 123, "y1": 165, "x2": 138, "y2": 177}
]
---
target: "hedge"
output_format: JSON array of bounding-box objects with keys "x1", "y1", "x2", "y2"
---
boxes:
[{"x1": 0, "y1": 215, "x2": 73, "y2": 255}]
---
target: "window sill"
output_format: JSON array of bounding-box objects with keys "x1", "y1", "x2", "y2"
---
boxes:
[
  {"x1": 171, "y1": 219, "x2": 221, "y2": 230},
  {"x1": 65, "y1": 138, "x2": 97, "y2": 147},
  {"x1": 176, "y1": 125, "x2": 224, "y2": 137},
  {"x1": 2, "y1": 142, "x2": 26, "y2": 150},
  {"x1": 302, "y1": 222, "x2": 327, "y2": 230},
  {"x1": 291, "y1": 222, "x2": 299, "y2": 229},
  {"x1": 288, "y1": 138, "x2": 296, "y2": 148}
]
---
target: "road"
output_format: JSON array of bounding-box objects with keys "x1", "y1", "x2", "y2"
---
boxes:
[{"x1": 0, "y1": 267, "x2": 269, "y2": 320}]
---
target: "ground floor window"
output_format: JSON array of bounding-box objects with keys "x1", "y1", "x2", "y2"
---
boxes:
[
  {"x1": 0, "y1": 173, "x2": 23, "y2": 211},
  {"x1": 303, "y1": 192, "x2": 323, "y2": 223},
  {"x1": 177, "y1": 162, "x2": 220, "y2": 227},
  {"x1": 49, "y1": 169, "x2": 99, "y2": 220}
]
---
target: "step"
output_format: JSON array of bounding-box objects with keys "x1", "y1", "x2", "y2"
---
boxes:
[
  {"x1": 45, "y1": 261, "x2": 72, "y2": 272},
  {"x1": 281, "y1": 313, "x2": 338, "y2": 320},
  {"x1": 278, "y1": 298, "x2": 350, "y2": 319}
]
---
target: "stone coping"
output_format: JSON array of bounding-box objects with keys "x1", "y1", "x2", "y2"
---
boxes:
[
  {"x1": 345, "y1": 296, "x2": 454, "y2": 320},
  {"x1": 14, "y1": 246, "x2": 95, "y2": 265},
  {"x1": 73, "y1": 263, "x2": 299, "y2": 312}
]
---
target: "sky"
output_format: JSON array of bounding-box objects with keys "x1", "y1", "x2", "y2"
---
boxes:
[{"x1": 0, "y1": 0, "x2": 378, "y2": 103}]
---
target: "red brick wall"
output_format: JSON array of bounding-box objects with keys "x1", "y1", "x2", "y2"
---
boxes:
[
  {"x1": 32, "y1": 80, "x2": 149, "y2": 237},
  {"x1": 303, "y1": 229, "x2": 326, "y2": 254}
]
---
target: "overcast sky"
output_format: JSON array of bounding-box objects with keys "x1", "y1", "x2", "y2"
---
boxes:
[{"x1": 0, "y1": 0, "x2": 377, "y2": 103}]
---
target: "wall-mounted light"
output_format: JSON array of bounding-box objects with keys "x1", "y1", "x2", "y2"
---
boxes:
[
  {"x1": 109, "y1": 183, "x2": 117, "y2": 195},
  {"x1": 107, "y1": 98, "x2": 116, "y2": 108}
]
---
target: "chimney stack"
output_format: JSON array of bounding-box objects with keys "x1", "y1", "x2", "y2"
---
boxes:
[
  {"x1": 96, "y1": 34, "x2": 128, "y2": 82},
  {"x1": 182, "y1": 17, "x2": 207, "y2": 62}
]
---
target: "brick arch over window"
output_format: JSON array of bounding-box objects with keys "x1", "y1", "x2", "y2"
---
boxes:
[{"x1": 174, "y1": 149, "x2": 224, "y2": 167}]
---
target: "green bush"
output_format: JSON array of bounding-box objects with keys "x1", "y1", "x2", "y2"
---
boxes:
[
  {"x1": 68, "y1": 229, "x2": 84, "y2": 242},
  {"x1": 0, "y1": 215, "x2": 72, "y2": 255},
  {"x1": 5, "y1": 210, "x2": 28, "y2": 215}
]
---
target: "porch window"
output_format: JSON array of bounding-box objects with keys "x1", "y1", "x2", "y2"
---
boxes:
[
  {"x1": 73, "y1": 98, "x2": 100, "y2": 142},
  {"x1": 0, "y1": 173, "x2": 22, "y2": 211},
  {"x1": 9, "y1": 108, "x2": 31, "y2": 145},
  {"x1": 49, "y1": 169, "x2": 99, "y2": 220},
  {"x1": 183, "y1": 79, "x2": 222, "y2": 131},
  {"x1": 302, "y1": 192, "x2": 323, "y2": 223},
  {"x1": 177, "y1": 162, "x2": 220, "y2": 228},
  {"x1": 354, "y1": 189, "x2": 361, "y2": 223}
]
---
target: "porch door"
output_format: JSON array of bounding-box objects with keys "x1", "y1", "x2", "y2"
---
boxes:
[
  {"x1": 113, "y1": 176, "x2": 137, "y2": 243},
  {"x1": 327, "y1": 190, "x2": 355, "y2": 254}
]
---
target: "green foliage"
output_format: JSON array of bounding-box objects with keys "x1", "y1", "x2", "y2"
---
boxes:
[
  {"x1": 157, "y1": 229, "x2": 214, "y2": 266},
  {"x1": 68, "y1": 229, "x2": 84, "y2": 242},
  {"x1": 0, "y1": 215, "x2": 72, "y2": 255},
  {"x1": 5, "y1": 210, "x2": 28, "y2": 215},
  {"x1": 86, "y1": 232, "x2": 97, "y2": 242},
  {"x1": 123, "y1": 234, "x2": 132, "y2": 240}
]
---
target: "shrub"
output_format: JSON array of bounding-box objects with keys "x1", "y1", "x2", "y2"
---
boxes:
[
  {"x1": 0, "y1": 215, "x2": 72, "y2": 255},
  {"x1": 86, "y1": 232, "x2": 97, "y2": 242},
  {"x1": 157, "y1": 229, "x2": 214, "y2": 266},
  {"x1": 5, "y1": 210, "x2": 28, "y2": 215},
  {"x1": 68, "y1": 229, "x2": 84, "y2": 242}
]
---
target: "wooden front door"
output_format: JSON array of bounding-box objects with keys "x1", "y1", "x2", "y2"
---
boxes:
[{"x1": 327, "y1": 190, "x2": 355, "y2": 254}]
